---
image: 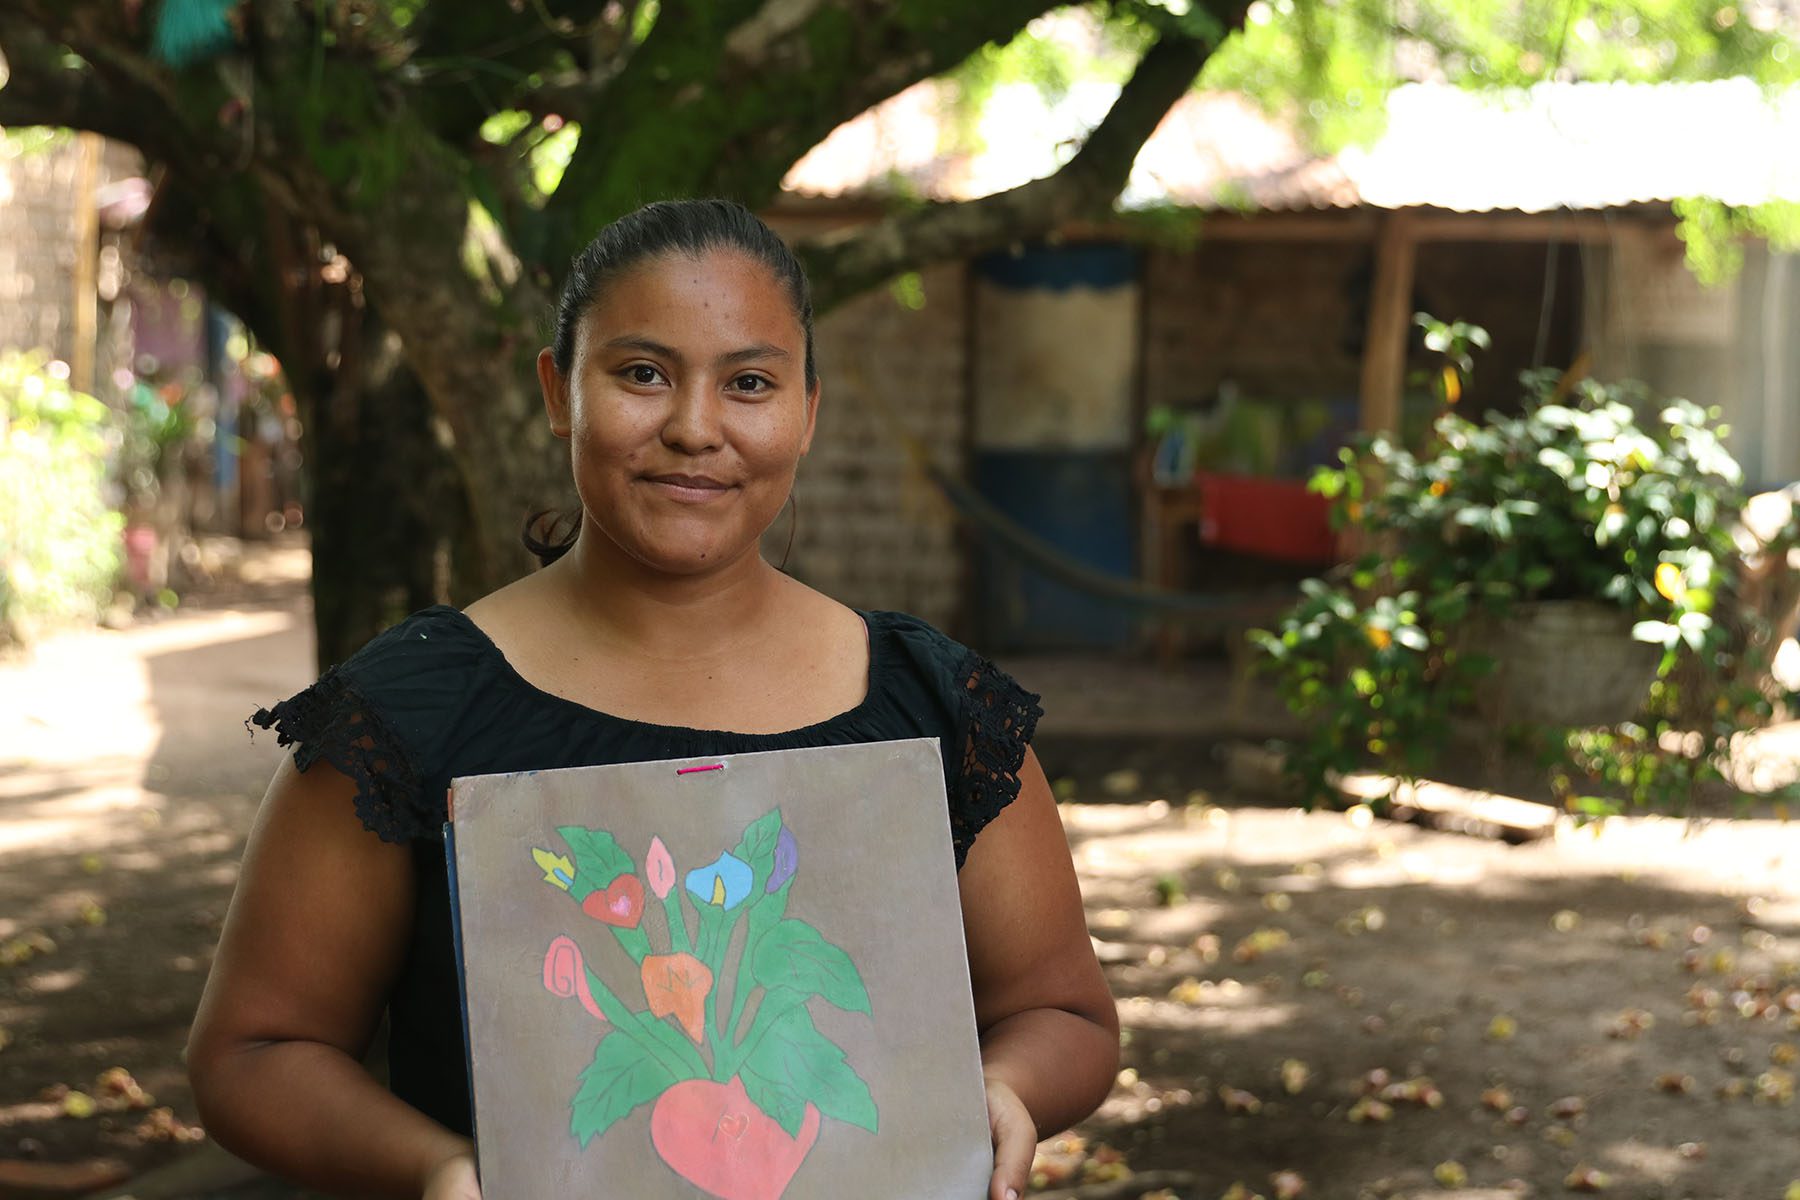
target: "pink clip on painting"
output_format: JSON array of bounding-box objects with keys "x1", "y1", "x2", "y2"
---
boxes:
[{"x1": 448, "y1": 742, "x2": 993, "y2": 1198}]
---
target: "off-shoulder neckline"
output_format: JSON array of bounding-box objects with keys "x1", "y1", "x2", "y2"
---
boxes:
[{"x1": 419, "y1": 603, "x2": 892, "y2": 743}]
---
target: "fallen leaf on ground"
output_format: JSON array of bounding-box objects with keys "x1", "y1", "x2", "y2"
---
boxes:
[
  {"x1": 1433, "y1": 1160, "x2": 1468, "y2": 1187},
  {"x1": 1279, "y1": 1059, "x2": 1310, "y2": 1095},
  {"x1": 1564, "y1": 1165, "x2": 1610, "y2": 1191},
  {"x1": 1755, "y1": 1068, "x2": 1795, "y2": 1104},
  {"x1": 1269, "y1": 1170, "x2": 1305, "y2": 1199},
  {"x1": 1486, "y1": 1014, "x2": 1518, "y2": 1041},
  {"x1": 1218, "y1": 1086, "x2": 1263, "y2": 1115},
  {"x1": 134, "y1": 1106, "x2": 206, "y2": 1144},
  {"x1": 1233, "y1": 928, "x2": 1291, "y2": 963},
  {"x1": 1549, "y1": 1095, "x2": 1587, "y2": 1120}
]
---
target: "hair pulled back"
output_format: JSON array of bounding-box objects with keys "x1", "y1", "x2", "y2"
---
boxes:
[{"x1": 525, "y1": 198, "x2": 817, "y2": 567}]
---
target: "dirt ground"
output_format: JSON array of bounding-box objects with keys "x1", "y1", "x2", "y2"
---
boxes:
[{"x1": 1, "y1": 544, "x2": 1797, "y2": 1200}]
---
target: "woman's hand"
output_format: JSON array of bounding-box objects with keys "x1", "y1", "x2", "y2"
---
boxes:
[
  {"x1": 421, "y1": 1150, "x2": 481, "y2": 1200},
  {"x1": 984, "y1": 1075, "x2": 1037, "y2": 1200}
]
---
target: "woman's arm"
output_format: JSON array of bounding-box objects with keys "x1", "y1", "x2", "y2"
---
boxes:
[
  {"x1": 187, "y1": 753, "x2": 473, "y2": 1198},
  {"x1": 960, "y1": 747, "x2": 1120, "y2": 1200}
]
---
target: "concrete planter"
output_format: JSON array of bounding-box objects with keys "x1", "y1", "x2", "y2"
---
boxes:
[{"x1": 1468, "y1": 601, "x2": 1662, "y2": 727}]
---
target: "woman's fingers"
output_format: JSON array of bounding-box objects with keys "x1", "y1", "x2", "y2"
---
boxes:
[{"x1": 985, "y1": 1078, "x2": 1036, "y2": 1200}]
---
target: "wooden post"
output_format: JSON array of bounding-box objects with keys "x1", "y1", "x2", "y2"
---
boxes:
[
  {"x1": 70, "y1": 132, "x2": 103, "y2": 397},
  {"x1": 1358, "y1": 209, "x2": 1418, "y2": 435}
]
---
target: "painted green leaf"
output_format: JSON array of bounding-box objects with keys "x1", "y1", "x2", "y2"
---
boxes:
[
  {"x1": 732, "y1": 808, "x2": 784, "y2": 888},
  {"x1": 632, "y1": 1010, "x2": 709, "y2": 1080},
  {"x1": 752, "y1": 919, "x2": 870, "y2": 1014},
  {"x1": 557, "y1": 826, "x2": 634, "y2": 896},
  {"x1": 746, "y1": 878, "x2": 791, "y2": 945},
  {"x1": 739, "y1": 1069, "x2": 809, "y2": 1136},
  {"x1": 740, "y1": 1001, "x2": 877, "y2": 1134},
  {"x1": 570, "y1": 1031, "x2": 676, "y2": 1148}
]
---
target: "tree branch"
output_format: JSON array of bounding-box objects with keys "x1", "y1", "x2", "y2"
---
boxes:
[
  {"x1": 538, "y1": 0, "x2": 1063, "y2": 269},
  {"x1": 797, "y1": 20, "x2": 1238, "y2": 313},
  {"x1": 0, "y1": 21, "x2": 135, "y2": 139}
]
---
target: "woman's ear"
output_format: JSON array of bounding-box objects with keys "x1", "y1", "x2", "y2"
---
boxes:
[
  {"x1": 799, "y1": 378, "x2": 822, "y2": 456},
  {"x1": 538, "y1": 347, "x2": 571, "y2": 439}
]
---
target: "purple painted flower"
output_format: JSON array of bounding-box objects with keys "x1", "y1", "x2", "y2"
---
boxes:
[{"x1": 767, "y1": 826, "x2": 798, "y2": 892}]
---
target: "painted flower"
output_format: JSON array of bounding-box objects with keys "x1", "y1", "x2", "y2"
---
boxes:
[
  {"x1": 532, "y1": 847, "x2": 575, "y2": 891},
  {"x1": 766, "y1": 827, "x2": 798, "y2": 893},
  {"x1": 646, "y1": 836, "x2": 677, "y2": 900},
  {"x1": 542, "y1": 935, "x2": 606, "y2": 1024},
  {"x1": 582, "y1": 874, "x2": 646, "y2": 929},
  {"x1": 640, "y1": 952, "x2": 714, "y2": 1043},
  {"x1": 685, "y1": 852, "x2": 753, "y2": 911}
]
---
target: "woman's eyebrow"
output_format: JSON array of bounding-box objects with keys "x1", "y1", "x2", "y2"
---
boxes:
[
  {"x1": 718, "y1": 343, "x2": 790, "y2": 367},
  {"x1": 598, "y1": 337, "x2": 788, "y2": 368},
  {"x1": 601, "y1": 335, "x2": 681, "y2": 360}
]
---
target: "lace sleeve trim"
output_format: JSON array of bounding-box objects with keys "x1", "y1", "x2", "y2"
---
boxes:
[
  {"x1": 951, "y1": 651, "x2": 1044, "y2": 869},
  {"x1": 245, "y1": 668, "x2": 440, "y2": 843}
]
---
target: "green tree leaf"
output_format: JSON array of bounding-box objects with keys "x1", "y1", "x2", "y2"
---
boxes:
[
  {"x1": 751, "y1": 919, "x2": 871, "y2": 1014},
  {"x1": 557, "y1": 826, "x2": 635, "y2": 896},
  {"x1": 570, "y1": 1031, "x2": 677, "y2": 1148},
  {"x1": 739, "y1": 1002, "x2": 877, "y2": 1135}
]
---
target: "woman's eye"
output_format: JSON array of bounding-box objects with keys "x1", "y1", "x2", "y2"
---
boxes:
[
  {"x1": 731, "y1": 374, "x2": 770, "y2": 395},
  {"x1": 625, "y1": 364, "x2": 664, "y2": 386}
]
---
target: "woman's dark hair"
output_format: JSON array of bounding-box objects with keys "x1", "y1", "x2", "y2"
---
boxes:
[{"x1": 525, "y1": 198, "x2": 817, "y2": 567}]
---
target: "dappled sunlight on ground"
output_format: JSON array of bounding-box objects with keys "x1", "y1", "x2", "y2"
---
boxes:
[{"x1": 1056, "y1": 798, "x2": 1800, "y2": 1198}]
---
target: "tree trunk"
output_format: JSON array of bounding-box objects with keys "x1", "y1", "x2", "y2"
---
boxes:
[{"x1": 298, "y1": 309, "x2": 474, "y2": 669}]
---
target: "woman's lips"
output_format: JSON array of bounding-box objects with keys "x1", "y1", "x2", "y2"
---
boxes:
[{"x1": 643, "y1": 473, "x2": 735, "y2": 504}]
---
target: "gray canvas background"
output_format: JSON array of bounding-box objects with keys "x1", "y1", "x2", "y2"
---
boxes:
[{"x1": 450, "y1": 739, "x2": 994, "y2": 1198}]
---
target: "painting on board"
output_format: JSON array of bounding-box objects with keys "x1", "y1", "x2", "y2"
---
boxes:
[{"x1": 446, "y1": 739, "x2": 994, "y2": 1199}]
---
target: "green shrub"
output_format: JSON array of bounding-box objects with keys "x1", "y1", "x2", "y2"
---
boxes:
[
  {"x1": 0, "y1": 352, "x2": 123, "y2": 642},
  {"x1": 1253, "y1": 325, "x2": 1800, "y2": 819}
]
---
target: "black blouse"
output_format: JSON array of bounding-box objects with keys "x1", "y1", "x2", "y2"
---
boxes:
[{"x1": 245, "y1": 603, "x2": 1041, "y2": 1136}]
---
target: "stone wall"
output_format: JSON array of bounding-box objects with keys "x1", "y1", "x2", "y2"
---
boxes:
[
  {"x1": 0, "y1": 132, "x2": 139, "y2": 371},
  {"x1": 1143, "y1": 230, "x2": 1586, "y2": 423},
  {"x1": 772, "y1": 262, "x2": 970, "y2": 633}
]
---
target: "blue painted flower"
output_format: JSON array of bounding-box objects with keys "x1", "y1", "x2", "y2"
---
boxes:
[
  {"x1": 685, "y1": 852, "x2": 753, "y2": 911},
  {"x1": 767, "y1": 826, "x2": 798, "y2": 893}
]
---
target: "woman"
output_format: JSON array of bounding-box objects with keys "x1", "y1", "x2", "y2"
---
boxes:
[{"x1": 187, "y1": 199, "x2": 1119, "y2": 1200}]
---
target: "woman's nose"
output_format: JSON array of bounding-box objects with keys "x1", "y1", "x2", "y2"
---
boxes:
[{"x1": 661, "y1": 383, "x2": 724, "y2": 453}]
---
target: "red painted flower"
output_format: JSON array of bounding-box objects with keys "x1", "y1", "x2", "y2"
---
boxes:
[{"x1": 582, "y1": 874, "x2": 645, "y2": 929}]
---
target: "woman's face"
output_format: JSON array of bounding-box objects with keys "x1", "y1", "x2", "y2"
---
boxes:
[{"x1": 540, "y1": 249, "x2": 818, "y2": 577}]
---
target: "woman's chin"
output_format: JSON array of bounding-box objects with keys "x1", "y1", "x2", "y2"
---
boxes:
[{"x1": 620, "y1": 531, "x2": 761, "y2": 577}]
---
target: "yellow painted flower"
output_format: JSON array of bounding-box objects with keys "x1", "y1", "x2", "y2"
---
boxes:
[
  {"x1": 1441, "y1": 364, "x2": 1462, "y2": 406},
  {"x1": 532, "y1": 847, "x2": 575, "y2": 891},
  {"x1": 1365, "y1": 626, "x2": 1392, "y2": 650},
  {"x1": 1654, "y1": 562, "x2": 1686, "y2": 602}
]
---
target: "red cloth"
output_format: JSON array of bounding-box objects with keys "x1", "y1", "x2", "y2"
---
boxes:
[{"x1": 1195, "y1": 472, "x2": 1339, "y2": 564}]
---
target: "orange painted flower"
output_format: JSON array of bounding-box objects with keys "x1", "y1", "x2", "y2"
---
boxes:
[
  {"x1": 641, "y1": 952, "x2": 714, "y2": 1043},
  {"x1": 1365, "y1": 626, "x2": 1393, "y2": 650}
]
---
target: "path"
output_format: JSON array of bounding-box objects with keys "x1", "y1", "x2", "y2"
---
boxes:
[{"x1": 1, "y1": 544, "x2": 1797, "y2": 1199}]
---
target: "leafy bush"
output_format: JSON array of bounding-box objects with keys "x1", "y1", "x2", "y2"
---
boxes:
[
  {"x1": 1253, "y1": 330, "x2": 1800, "y2": 818},
  {"x1": 0, "y1": 353, "x2": 123, "y2": 642}
]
